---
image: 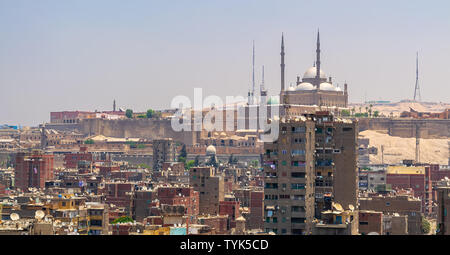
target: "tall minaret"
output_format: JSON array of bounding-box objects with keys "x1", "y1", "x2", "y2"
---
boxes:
[
  {"x1": 316, "y1": 29, "x2": 321, "y2": 88},
  {"x1": 280, "y1": 33, "x2": 285, "y2": 95},
  {"x1": 113, "y1": 99, "x2": 116, "y2": 112},
  {"x1": 251, "y1": 40, "x2": 256, "y2": 105},
  {"x1": 260, "y1": 65, "x2": 267, "y2": 98}
]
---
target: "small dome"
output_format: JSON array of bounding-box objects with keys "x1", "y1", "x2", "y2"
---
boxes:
[
  {"x1": 287, "y1": 86, "x2": 296, "y2": 91},
  {"x1": 334, "y1": 86, "x2": 342, "y2": 92},
  {"x1": 296, "y1": 82, "x2": 316, "y2": 91},
  {"x1": 303, "y1": 67, "x2": 326, "y2": 79},
  {"x1": 267, "y1": 96, "x2": 280, "y2": 105},
  {"x1": 319, "y1": 82, "x2": 335, "y2": 91},
  {"x1": 220, "y1": 132, "x2": 227, "y2": 137},
  {"x1": 206, "y1": 145, "x2": 216, "y2": 155}
]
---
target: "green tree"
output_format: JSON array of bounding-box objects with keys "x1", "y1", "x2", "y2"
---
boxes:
[
  {"x1": 341, "y1": 109, "x2": 350, "y2": 117},
  {"x1": 179, "y1": 144, "x2": 187, "y2": 159},
  {"x1": 111, "y1": 216, "x2": 134, "y2": 224},
  {"x1": 194, "y1": 155, "x2": 200, "y2": 166},
  {"x1": 207, "y1": 155, "x2": 218, "y2": 167},
  {"x1": 84, "y1": 139, "x2": 94, "y2": 144},
  {"x1": 185, "y1": 160, "x2": 195, "y2": 170},
  {"x1": 228, "y1": 154, "x2": 235, "y2": 164},
  {"x1": 146, "y1": 109, "x2": 155, "y2": 118},
  {"x1": 422, "y1": 217, "x2": 431, "y2": 234},
  {"x1": 137, "y1": 163, "x2": 150, "y2": 169},
  {"x1": 373, "y1": 110, "x2": 380, "y2": 117},
  {"x1": 125, "y1": 109, "x2": 133, "y2": 118}
]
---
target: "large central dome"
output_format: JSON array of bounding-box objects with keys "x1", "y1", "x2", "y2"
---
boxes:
[{"x1": 303, "y1": 67, "x2": 326, "y2": 79}]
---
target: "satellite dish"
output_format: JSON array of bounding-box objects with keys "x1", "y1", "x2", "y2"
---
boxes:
[
  {"x1": 332, "y1": 203, "x2": 344, "y2": 212},
  {"x1": 10, "y1": 213, "x2": 20, "y2": 221},
  {"x1": 35, "y1": 210, "x2": 45, "y2": 220}
]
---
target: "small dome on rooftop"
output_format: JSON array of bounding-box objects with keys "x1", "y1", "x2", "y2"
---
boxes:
[
  {"x1": 206, "y1": 145, "x2": 216, "y2": 155},
  {"x1": 296, "y1": 82, "x2": 316, "y2": 91}
]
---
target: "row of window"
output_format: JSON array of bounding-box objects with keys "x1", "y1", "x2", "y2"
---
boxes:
[
  {"x1": 265, "y1": 183, "x2": 305, "y2": 190},
  {"x1": 265, "y1": 217, "x2": 305, "y2": 224},
  {"x1": 265, "y1": 172, "x2": 306, "y2": 178},
  {"x1": 265, "y1": 229, "x2": 303, "y2": 235},
  {"x1": 264, "y1": 194, "x2": 305, "y2": 200}
]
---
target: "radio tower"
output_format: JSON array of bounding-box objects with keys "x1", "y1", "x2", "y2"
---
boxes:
[{"x1": 413, "y1": 52, "x2": 421, "y2": 101}]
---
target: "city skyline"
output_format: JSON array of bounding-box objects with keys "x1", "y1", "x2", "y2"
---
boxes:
[{"x1": 1, "y1": 0, "x2": 450, "y2": 126}]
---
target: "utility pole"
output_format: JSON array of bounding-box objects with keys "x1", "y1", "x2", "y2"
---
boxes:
[{"x1": 415, "y1": 122, "x2": 420, "y2": 163}]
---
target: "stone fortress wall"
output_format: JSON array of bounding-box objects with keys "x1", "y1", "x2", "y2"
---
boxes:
[
  {"x1": 358, "y1": 118, "x2": 450, "y2": 139},
  {"x1": 78, "y1": 118, "x2": 197, "y2": 145}
]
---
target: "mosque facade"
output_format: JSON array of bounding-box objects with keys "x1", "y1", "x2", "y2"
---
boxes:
[{"x1": 279, "y1": 31, "x2": 348, "y2": 108}]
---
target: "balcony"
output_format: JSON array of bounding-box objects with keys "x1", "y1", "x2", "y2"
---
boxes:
[{"x1": 291, "y1": 211, "x2": 306, "y2": 218}]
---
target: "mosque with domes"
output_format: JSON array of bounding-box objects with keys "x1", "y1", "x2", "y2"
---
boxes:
[{"x1": 280, "y1": 31, "x2": 348, "y2": 108}]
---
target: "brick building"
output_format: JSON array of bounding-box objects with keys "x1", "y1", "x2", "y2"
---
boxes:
[
  {"x1": 189, "y1": 167, "x2": 224, "y2": 215},
  {"x1": 358, "y1": 210, "x2": 383, "y2": 235},
  {"x1": 15, "y1": 151, "x2": 54, "y2": 191},
  {"x1": 157, "y1": 186, "x2": 199, "y2": 216}
]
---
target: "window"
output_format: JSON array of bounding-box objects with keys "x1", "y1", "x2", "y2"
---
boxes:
[
  {"x1": 291, "y1": 206, "x2": 305, "y2": 212},
  {"x1": 291, "y1": 150, "x2": 305, "y2": 156},
  {"x1": 291, "y1": 183, "x2": 305, "y2": 190},
  {"x1": 359, "y1": 221, "x2": 368, "y2": 225},
  {"x1": 265, "y1": 183, "x2": 278, "y2": 189},
  {"x1": 292, "y1": 126, "x2": 306, "y2": 133},
  {"x1": 291, "y1": 172, "x2": 306, "y2": 178},
  {"x1": 291, "y1": 218, "x2": 305, "y2": 223},
  {"x1": 292, "y1": 195, "x2": 305, "y2": 201},
  {"x1": 291, "y1": 161, "x2": 306, "y2": 167}
]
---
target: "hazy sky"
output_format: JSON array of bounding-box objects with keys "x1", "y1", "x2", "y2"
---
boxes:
[{"x1": 1, "y1": 0, "x2": 449, "y2": 126}]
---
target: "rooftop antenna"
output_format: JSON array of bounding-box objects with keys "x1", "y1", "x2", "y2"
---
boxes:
[{"x1": 413, "y1": 52, "x2": 421, "y2": 101}]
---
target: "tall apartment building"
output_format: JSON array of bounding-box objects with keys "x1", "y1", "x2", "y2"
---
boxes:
[
  {"x1": 15, "y1": 150, "x2": 54, "y2": 191},
  {"x1": 314, "y1": 111, "x2": 358, "y2": 214},
  {"x1": 263, "y1": 112, "x2": 358, "y2": 235},
  {"x1": 152, "y1": 138, "x2": 177, "y2": 171},
  {"x1": 263, "y1": 117, "x2": 316, "y2": 235},
  {"x1": 189, "y1": 166, "x2": 224, "y2": 215},
  {"x1": 436, "y1": 178, "x2": 450, "y2": 235}
]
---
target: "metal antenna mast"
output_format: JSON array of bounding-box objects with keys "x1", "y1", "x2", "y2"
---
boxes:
[{"x1": 414, "y1": 52, "x2": 421, "y2": 101}]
